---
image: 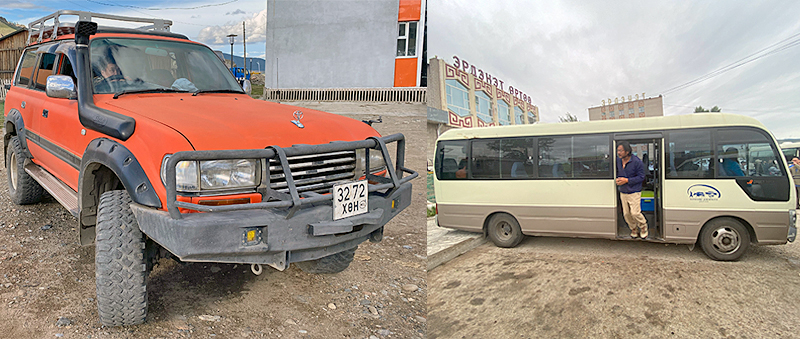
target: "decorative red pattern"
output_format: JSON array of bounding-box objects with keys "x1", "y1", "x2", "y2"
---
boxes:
[
  {"x1": 475, "y1": 119, "x2": 494, "y2": 127},
  {"x1": 638, "y1": 101, "x2": 644, "y2": 107},
  {"x1": 639, "y1": 112, "x2": 645, "y2": 117},
  {"x1": 628, "y1": 102, "x2": 634, "y2": 108},
  {"x1": 445, "y1": 64, "x2": 457, "y2": 79},
  {"x1": 448, "y1": 111, "x2": 473, "y2": 128}
]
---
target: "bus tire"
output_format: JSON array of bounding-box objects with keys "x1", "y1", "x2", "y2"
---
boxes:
[
  {"x1": 6, "y1": 135, "x2": 44, "y2": 205},
  {"x1": 487, "y1": 214, "x2": 524, "y2": 248},
  {"x1": 295, "y1": 246, "x2": 357, "y2": 274},
  {"x1": 95, "y1": 190, "x2": 148, "y2": 326},
  {"x1": 699, "y1": 218, "x2": 750, "y2": 261}
]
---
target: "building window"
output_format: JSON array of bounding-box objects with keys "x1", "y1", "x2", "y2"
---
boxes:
[
  {"x1": 528, "y1": 111, "x2": 537, "y2": 123},
  {"x1": 445, "y1": 79, "x2": 471, "y2": 117},
  {"x1": 396, "y1": 21, "x2": 418, "y2": 57},
  {"x1": 498, "y1": 100, "x2": 511, "y2": 126},
  {"x1": 639, "y1": 106, "x2": 644, "y2": 113},
  {"x1": 609, "y1": 107, "x2": 614, "y2": 113},
  {"x1": 629, "y1": 108, "x2": 634, "y2": 115},
  {"x1": 514, "y1": 106, "x2": 524, "y2": 124},
  {"x1": 475, "y1": 91, "x2": 493, "y2": 123}
]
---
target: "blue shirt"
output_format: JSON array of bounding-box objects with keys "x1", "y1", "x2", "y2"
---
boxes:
[{"x1": 616, "y1": 155, "x2": 646, "y2": 194}]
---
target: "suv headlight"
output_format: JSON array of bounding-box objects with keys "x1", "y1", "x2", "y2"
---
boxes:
[
  {"x1": 354, "y1": 149, "x2": 386, "y2": 178},
  {"x1": 161, "y1": 156, "x2": 260, "y2": 191}
]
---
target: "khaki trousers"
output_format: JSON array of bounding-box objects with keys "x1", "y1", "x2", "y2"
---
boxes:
[{"x1": 620, "y1": 192, "x2": 647, "y2": 231}]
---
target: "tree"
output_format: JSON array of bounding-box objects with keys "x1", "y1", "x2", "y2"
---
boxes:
[
  {"x1": 559, "y1": 112, "x2": 579, "y2": 123},
  {"x1": 694, "y1": 105, "x2": 721, "y2": 113}
]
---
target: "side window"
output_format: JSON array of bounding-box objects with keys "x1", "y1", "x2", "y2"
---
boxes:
[
  {"x1": 435, "y1": 140, "x2": 468, "y2": 180},
  {"x1": 538, "y1": 136, "x2": 571, "y2": 178},
  {"x1": 14, "y1": 49, "x2": 37, "y2": 87},
  {"x1": 573, "y1": 135, "x2": 611, "y2": 178},
  {"x1": 33, "y1": 53, "x2": 57, "y2": 91},
  {"x1": 472, "y1": 138, "x2": 535, "y2": 179},
  {"x1": 666, "y1": 130, "x2": 714, "y2": 179},
  {"x1": 471, "y1": 139, "x2": 501, "y2": 179},
  {"x1": 717, "y1": 129, "x2": 783, "y2": 177},
  {"x1": 58, "y1": 55, "x2": 77, "y2": 84}
]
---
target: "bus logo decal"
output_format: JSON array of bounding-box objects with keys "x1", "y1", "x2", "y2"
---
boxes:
[{"x1": 687, "y1": 184, "x2": 721, "y2": 201}]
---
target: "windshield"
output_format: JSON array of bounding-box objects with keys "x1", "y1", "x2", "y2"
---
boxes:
[{"x1": 90, "y1": 38, "x2": 242, "y2": 94}]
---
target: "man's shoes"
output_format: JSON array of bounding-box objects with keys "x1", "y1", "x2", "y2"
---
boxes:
[
  {"x1": 640, "y1": 227, "x2": 649, "y2": 239},
  {"x1": 631, "y1": 229, "x2": 638, "y2": 238}
]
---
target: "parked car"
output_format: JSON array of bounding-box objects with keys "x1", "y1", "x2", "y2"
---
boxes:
[
  {"x1": 3, "y1": 10, "x2": 415, "y2": 326},
  {"x1": 230, "y1": 67, "x2": 251, "y2": 82}
]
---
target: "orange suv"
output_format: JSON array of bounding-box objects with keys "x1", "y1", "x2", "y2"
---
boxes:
[{"x1": 3, "y1": 11, "x2": 415, "y2": 326}]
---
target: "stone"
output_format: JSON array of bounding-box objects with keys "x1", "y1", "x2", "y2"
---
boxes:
[
  {"x1": 210, "y1": 266, "x2": 221, "y2": 273},
  {"x1": 415, "y1": 316, "x2": 427, "y2": 323},
  {"x1": 368, "y1": 306, "x2": 378, "y2": 315},
  {"x1": 284, "y1": 319, "x2": 297, "y2": 326},
  {"x1": 359, "y1": 299, "x2": 371, "y2": 306},
  {"x1": 298, "y1": 330, "x2": 308, "y2": 334},
  {"x1": 40, "y1": 224, "x2": 52, "y2": 230},
  {"x1": 56, "y1": 317, "x2": 72, "y2": 327},
  {"x1": 198, "y1": 315, "x2": 221, "y2": 322},
  {"x1": 402, "y1": 245, "x2": 413, "y2": 249},
  {"x1": 377, "y1": 329, "x2": 392, "y2": 336},
  {"x1": 327, "y1": 303, "x2": 336, "y2": 310},
  {"x1": 402, "y1": 284, "x2": 418, "y2": 292}
]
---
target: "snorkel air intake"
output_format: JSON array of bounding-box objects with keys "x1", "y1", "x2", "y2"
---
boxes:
[{"x1": 74, "y1": 21, "x2": 135, "y2": 140}]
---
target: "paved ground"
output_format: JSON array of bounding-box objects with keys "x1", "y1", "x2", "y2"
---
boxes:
[
  {"x1": 426, "y1": 218, "x2": 485, "y2": 270},
  {"x1": 0, "y1": 101, "x2": 428, "y2": 339},
  {"x1": 429, "y1": 221, "x2": 800, "y2": 339}
]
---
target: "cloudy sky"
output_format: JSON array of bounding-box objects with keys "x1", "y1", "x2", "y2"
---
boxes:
[
  {"x1": 430, "y1": 0, "x2": 800, "y2": 139},
  {"x1": 0, "y1": 0, "x2": 267, "y2": 59}
]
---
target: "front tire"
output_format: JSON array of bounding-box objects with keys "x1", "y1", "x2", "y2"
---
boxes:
[
  {"x1": 699, "y1": 218, "x2": 750, "y2": 261},
  {"x1": 5, "y1": 135, "x2": 44, "y2": 205},
  {"x1": 95, "y1": 190, "x2": 148, "y2": 326},
  {"x1": 295, "y1": 246, "x2": 357, "y2": 274},
  {"x1": 487, "y1": 213, "x2": 524, "y2": 248}
]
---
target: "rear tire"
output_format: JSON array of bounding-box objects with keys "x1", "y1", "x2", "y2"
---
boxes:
[
  {"x1": 699, "y1": 218, "x2": 750, "y2": 261},
  {"x1": 95, "y1": 190, "x2": 148, "y2": 326},
  {"x1": 295, "y1": 246, "x2": 357, "y2": 274},
  {"x1": 487, "y1": 213, "x2": 524, "y2": 248},
  {"x1": 5, "y1": 135, "x2": 44, "y2": 205}
]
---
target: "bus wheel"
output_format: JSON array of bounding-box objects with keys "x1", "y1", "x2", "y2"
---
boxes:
[
  {"x1": 487, "y1": 214, "x2": 523, "y2": 248},
  {"x1": 699, "y1": 218, "x2": 750, "y2": 261}
]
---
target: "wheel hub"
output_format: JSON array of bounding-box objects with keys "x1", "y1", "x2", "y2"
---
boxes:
[
  {"x1": 711, "y1": 227, "x2": 740, "y2": 253},
  {"x1": 497, "y1": 221, "x2": 512, "y2": 240}
]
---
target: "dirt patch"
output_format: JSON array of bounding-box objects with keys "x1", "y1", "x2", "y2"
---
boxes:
[
  {"x1": 0, "y1": 102, "x2": 427, "y2": 338},
  {"x1": 429, "y1": 236, "x2": 800, "y2": 338}
]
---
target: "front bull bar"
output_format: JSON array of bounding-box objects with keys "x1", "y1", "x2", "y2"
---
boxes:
[{"x1": 163, "y1": 133, "x2": 418, "y2": 220}]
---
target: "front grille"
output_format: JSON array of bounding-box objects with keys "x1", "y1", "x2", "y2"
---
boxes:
[{"x1": 269, "y1": 151, "x2": 357, "y2": 194}]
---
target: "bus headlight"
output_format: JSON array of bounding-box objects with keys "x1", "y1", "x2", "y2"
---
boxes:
[
  {"x1": 161, "y1": 156, "x2": 259, "y2": 191},
  {"x1": 354, "y1": 149, "x2": 386, "y2": 178}
]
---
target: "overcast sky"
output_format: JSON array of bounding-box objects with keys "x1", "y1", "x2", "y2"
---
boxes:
[
  {"x1": 0, "y1": 0, "x2": 267, "y2": 59},
  {"x1": 430, "y1": 0, "x2": 800, "y2": 140}
]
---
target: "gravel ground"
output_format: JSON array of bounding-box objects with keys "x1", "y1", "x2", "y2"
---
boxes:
[
  {"x1": 0, "y1": 102, "x2": 427, "y2": 339},
  {"x1": 428, "y1": 230, "x2": 800, "y2": 339}
]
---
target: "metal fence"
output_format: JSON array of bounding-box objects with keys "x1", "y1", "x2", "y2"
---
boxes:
[{"x1": 263, "y1": 87, "x2": 427, "y2": 103}]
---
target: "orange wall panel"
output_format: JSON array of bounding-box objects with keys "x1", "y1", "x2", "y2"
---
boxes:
[
  {"x1": 394, "y1": 58, "x2": 417, "y2": 87},
  {"x1": 398, "y1": 0, "x2": 421, "y2": 21}
]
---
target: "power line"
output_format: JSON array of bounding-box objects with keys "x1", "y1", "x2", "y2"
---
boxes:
[
  {"x1": 660, "y1": 31, "x2": 800, "y2": 95},
  {"x1": 80, "y1": 0, "x2": 209, "y2": 27},
  {"x1": 83, "y1": 0, "x2": 238, "y2": 11}
]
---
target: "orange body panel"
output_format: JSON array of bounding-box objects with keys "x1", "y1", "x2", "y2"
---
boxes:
[
  {"x1": 398, "y1": 0, "x2": 422, "y2": 21},
  {"x1": 393, "y1": 58, "x2": 418, "y2": 87}
]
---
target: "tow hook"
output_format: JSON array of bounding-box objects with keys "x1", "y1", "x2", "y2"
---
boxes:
[{"x1": 250, "y1": 263, "x2": 263, "y2": 275}]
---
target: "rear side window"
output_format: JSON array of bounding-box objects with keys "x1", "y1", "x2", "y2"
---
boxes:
[
  {"x1": 666, "y1": 130, "x2": 714, "y2": 179},
  {"x1": 435, "y1": 140, "x2": 468, "y2": 180},
  {"x1": 33, "y1": 53, "x2": 57, "y2": 91},
  {"x1": 14, "y1": 49, "x2": 37, "y2": 87},
  {"x1": 471, "y1": 138, "x2": 535, "y2": 179}
]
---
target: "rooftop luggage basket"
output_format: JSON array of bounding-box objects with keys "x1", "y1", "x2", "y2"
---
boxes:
[
  {"x1": 28, "y1": 10, "x2": 172, "y2": 44},
  {"x1": 163, "y1": 133, "x2": 418, "y2": 220}
]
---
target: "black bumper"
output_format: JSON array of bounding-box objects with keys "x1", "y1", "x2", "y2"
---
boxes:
[{"x1": 130, "y1": 181, "x2": 412, "y2": 270}]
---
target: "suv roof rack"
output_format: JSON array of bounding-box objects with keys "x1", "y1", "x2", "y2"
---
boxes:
[{"x1": 28, "y1": 10, "x2": 172, "y2": 44}]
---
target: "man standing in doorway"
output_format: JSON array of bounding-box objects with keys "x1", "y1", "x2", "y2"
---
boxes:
[{"x1": 616, "y1": 141, "x2": 648, "y2": 239}]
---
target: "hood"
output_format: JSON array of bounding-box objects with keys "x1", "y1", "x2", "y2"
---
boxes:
[{"x1": 96, "y1": 93, "x2": 380, "y2": 150}]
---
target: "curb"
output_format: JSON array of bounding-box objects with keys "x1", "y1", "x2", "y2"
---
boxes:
[{"x1": 427, "y1": 234, "x2": 486, "y2": 271}]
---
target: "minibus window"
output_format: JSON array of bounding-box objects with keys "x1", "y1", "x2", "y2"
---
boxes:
[
  {"x1": 573, "y1": 135, "x2": 611, "y2": 178},
  {"x1": 472, "y1": 139, "x2": 501, "y2": 179},
  {"x1": 666, "y1": 130, "x2": 714, "y2": 179},
  {"x1": 436, "y1": 140, "x2": 468, "y2": 180},
  {"x1": 538, "y1": 136, "x2": 571, "y2": 177}
]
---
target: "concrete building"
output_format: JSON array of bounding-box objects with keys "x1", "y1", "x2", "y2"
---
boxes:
[
  {"x1": 427, "y1": 57, "x2": 539, "y2": 160},
  {"x1": 264, "y1": 0, "x2": 426, "y2": 89},
  {"x1": 587, "y1": 94, "x2": 664, "y2": 121}
]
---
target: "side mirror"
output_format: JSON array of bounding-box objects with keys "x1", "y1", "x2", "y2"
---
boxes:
[
  {"x1": 46, "y1": 75, "x2": 77, "y2": 99},
  {"x1": 242, "y1": 79, "x2": 252, "y2": 95}
]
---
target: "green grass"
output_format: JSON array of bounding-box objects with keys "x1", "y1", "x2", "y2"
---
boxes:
[
  {"x1": 427, "y1": 171, "x2": 435, "y2": 203},
  {"x1": 250, "y1": 84, "x2": 264, "y2": 98}
]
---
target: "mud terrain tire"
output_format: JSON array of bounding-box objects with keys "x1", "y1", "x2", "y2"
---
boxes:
[
  {"x1": 5, "y1": 135, "x2": 44, "y2": 204},
  {"x1": 95, "y1": 190, "x2": 148, "y2": 326},
  {"x1": 295, "y1": 246, "x2": 357, "y2": 274}
]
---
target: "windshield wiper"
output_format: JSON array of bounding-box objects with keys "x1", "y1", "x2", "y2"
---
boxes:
[
  {"x1": 113, "y1": 88, "x2": 189, "y2": 99},
  {"x1": 192, "y1": 89, "x2": 245, "y2": 96}
]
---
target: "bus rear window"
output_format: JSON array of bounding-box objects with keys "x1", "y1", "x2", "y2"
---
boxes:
[{"x1": 436, "y1": 140, "x2": 468, "y2": 180}]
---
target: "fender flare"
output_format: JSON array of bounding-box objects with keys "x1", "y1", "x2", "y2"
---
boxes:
[
  {"x1": 3, "y1": 109, "x2": 33, "y2": 161},
  {"x1": 79, "y1": 138, "x2": 161, "y2": 208}
]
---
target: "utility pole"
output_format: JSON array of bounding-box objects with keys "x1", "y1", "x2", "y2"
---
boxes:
[{"x1": 243, "y1": 22, "x2": 247, "y2": 79}]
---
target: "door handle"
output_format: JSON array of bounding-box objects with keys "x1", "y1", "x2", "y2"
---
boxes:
[{"x1": 42, "y1": 109, "x2": 48, "y2": 118}]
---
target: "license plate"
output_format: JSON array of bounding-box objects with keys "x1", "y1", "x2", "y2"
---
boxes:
[{"x1": 332, "y1": 180, "x2": 368, "y2": 220}]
